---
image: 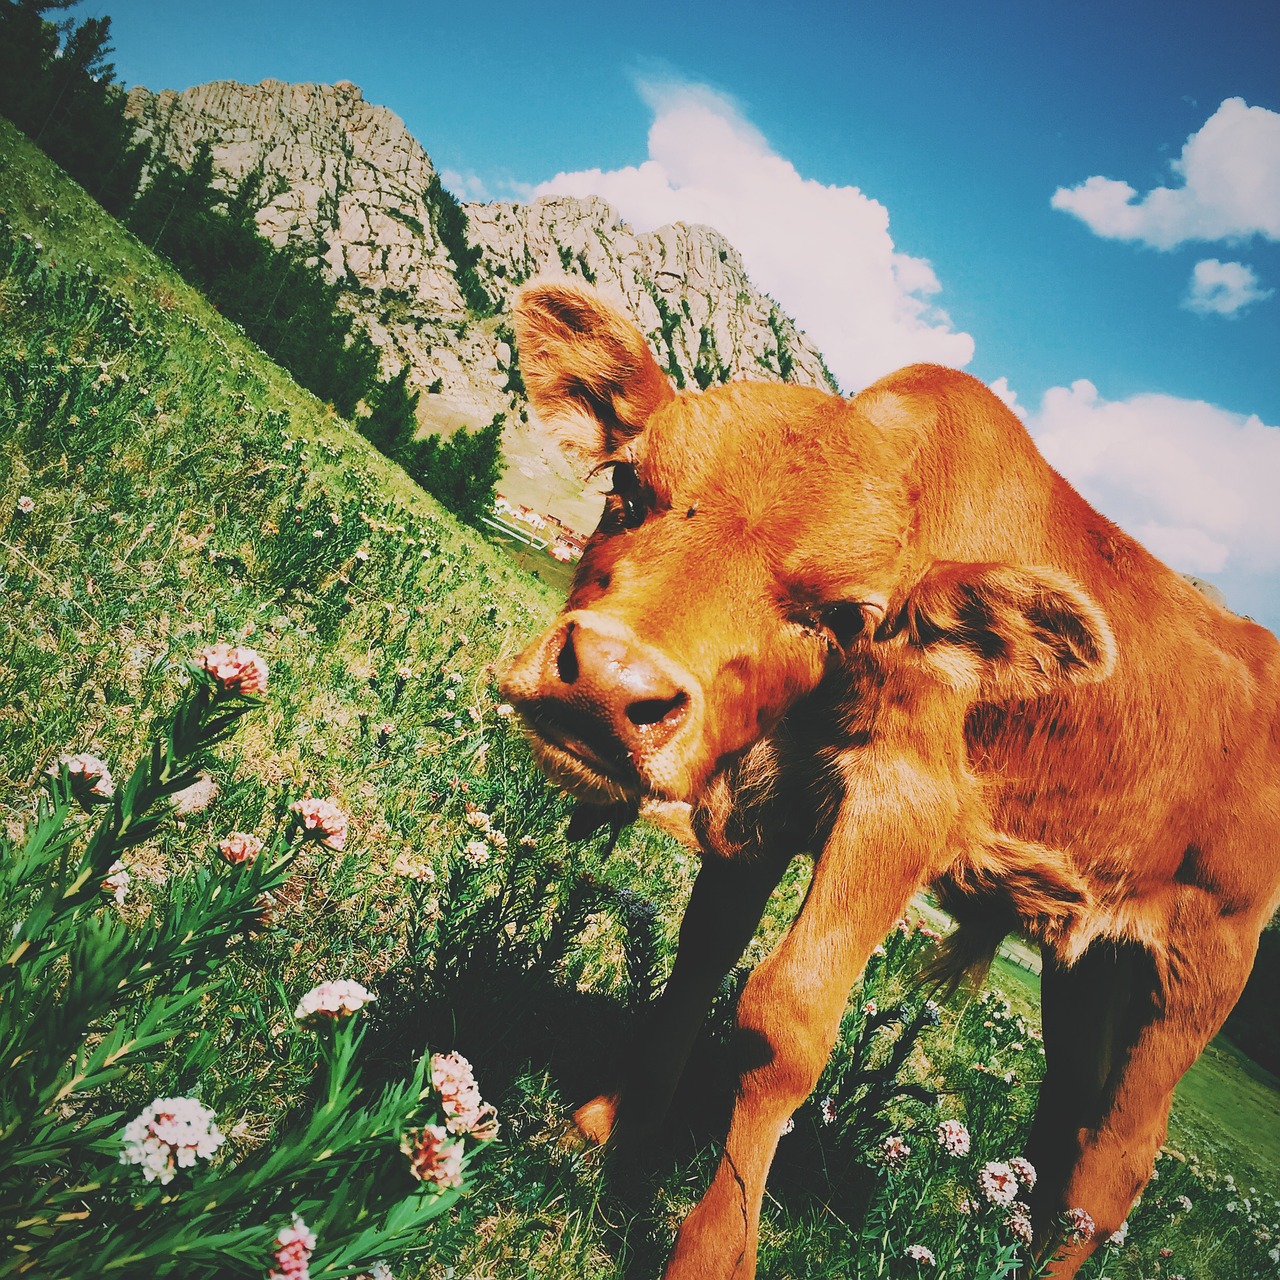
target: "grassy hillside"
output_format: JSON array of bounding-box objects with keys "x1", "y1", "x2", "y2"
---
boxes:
[{"x1": 2, "y1": 117, "x2": 1277, "y2": 1279}]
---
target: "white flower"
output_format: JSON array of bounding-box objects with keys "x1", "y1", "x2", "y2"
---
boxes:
[
  {"x1": 1008, "y1": 1155, "x2": 1037, "y2": 1190},
  {"x1": 936, "y1": 1118, "x2": 970, "y2": 1156},
  {"x1": 120, "y1": 1096, "x2": 224, "y2": 1183},
  {"x1": 1063, "y1": 1207, "x2": 1095, "y2": 1242},
  {"x1": 463, "y1": 839, "x2": 490, "y2": 866},
  {"x1": 1005, "y1": 1201, "x2": 1033, "y2": 1245},
  {"x1": 16, "y1": 495, "x2": 35, "y2": 513},
  {"x1": 294, "y1": 979, "x2": 376, "y2": 1023},
  {"x1": 431, "y1": 1051, "x2": 499, "y2": 1140},
  {"x1": 1107, "y1": 1220, "x2": 1130, "y2": 1246},
  {"x1": 820, "y1": 1096, "x2": 837, "y2": 1125},
  {"x1": 881, "y1": 1134, "x2": 911, "y2": 1168},
  {"x1": 904, "y1": 1243, "x2": 936, "y2": 1265},
  {"x1": 979, "y1": 1160, "x2": 1019, "y2": 1206},
  {"x1": 102, "y1": 860, "x2": 130, "y2": 906}
]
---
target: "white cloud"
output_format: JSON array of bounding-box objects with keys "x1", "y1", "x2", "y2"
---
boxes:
[
  {"x1": 1024, "y1": 379, "x2": 1280, "y2": 626},
  {"x1": 533, "y1": 79, "x2": 973, "y2": 392},
  {"x1": 1051, "y1": 98, "x2": 1280, "y2": 249},
  {"x1": 988, "y1": 376, "x2": 1027, "y2": 421},
  {"x1": 1183, "y1": 258, "x2": 1273, "y2": 316},
  {"x1": 440, "y1": 168, "x2": 490, "y2": 202}
]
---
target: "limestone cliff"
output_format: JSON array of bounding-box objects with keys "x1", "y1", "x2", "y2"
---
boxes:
[{"x1": 124, "y1": 79, "x2": 836, "y2": 529}]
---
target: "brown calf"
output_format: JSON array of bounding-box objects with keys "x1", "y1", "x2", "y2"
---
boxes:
[{"x1": 500, "y1": 281, "x2": 1280, "y2": 1279}]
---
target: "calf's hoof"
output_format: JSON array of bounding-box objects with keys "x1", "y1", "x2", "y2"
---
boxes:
[{"x1": 571, "y1": 1092, "x2": 620, "y2": 1146}]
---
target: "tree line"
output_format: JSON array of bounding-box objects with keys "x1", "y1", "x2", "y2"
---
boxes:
[{"x1": 0, "y1": 0, "x2": 503, "y2": 529}]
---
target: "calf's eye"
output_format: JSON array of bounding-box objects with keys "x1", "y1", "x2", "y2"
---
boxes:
[
  {"x1": 820, "y1": 602, "x2": 867, "y2": 649},
  {"x1": 605, "y1": 461, "x2": 647, "y2": 529}
]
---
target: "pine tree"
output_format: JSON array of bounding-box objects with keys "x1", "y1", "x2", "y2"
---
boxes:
[
  {"x1": 360, "y1": 366, "x2": 420, "y2": 463},
  {"x1": 0, "y1": 0, "x2": 144, "y2": 214}
]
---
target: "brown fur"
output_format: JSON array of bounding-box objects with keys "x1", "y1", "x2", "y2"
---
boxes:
[{"x1": 500, "y1": 281, "x2": 1280, "y2": 1279}]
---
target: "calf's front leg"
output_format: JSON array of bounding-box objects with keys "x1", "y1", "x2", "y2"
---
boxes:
[
  {"x1": 663, "y1": 765, "x2": 955, "y2": 1280},
  {"x1": 574, "y1": 848, "x2": 790, "y2": 1145}
]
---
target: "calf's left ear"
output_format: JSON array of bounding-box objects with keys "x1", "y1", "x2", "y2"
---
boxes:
[
  {"x1": 905, "y1": 563, "x2": 1117, "y2": 699},
  {"x1": 514, "y1": 281, "x2": 675, "y2": 463}
]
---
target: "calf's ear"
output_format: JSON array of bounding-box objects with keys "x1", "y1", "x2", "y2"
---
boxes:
[
  {"x1": 514, "y1": 281, "x2": 675, "y2": 463},
  {"x1": 905, "y1": 562, "x2": 1116, "y2": 700}
]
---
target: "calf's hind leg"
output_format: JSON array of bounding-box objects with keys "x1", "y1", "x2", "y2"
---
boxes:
[{"x1": 1033, "y1": 910, "x2": 1260, "y2": 1278}]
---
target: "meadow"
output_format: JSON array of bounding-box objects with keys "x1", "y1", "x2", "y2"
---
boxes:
[{"x1": 1, "y1": 117, "x2": 1277, "y2": 1279}]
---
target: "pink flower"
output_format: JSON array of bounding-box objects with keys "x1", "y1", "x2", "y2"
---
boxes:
[
  {"x1": 294, "y1": 979, "x2": 376, "y2": 1023},
  {"x1": 269, "y1": 1213, "x2": 316, "y2": 1279},
  {"x1": 1064, "y1": 1207, "x2": 1096, "y2": 1243},
  {"x1": 16, "y1": 495, "x2": 34, "y2": 513},
  {"x1": 50, "y1": 751, "x2": 115, "y2": 805},
  {"x1": 218, "y1": 832, "x2": 263, "y2": 865},
  {"x1": 904, "y1": 1244, "x2": 936, "y2": 1265},
  {"x1": 979, "y1": 1160, "x2": 1019, "y2": 1206},
  {"x1": 880, "y1": 1134, "x2": 911, "y2": 1169},
  {"x1": 195, "y1": 642, "x2": 269, "y2": 695},
  {"x1": 936, "y1": 1118, "x2": 970, "y2": 1157},
  {"x1": 1006, "y1": 1200, "x2": 1033, "y2": 1245},
  {"x1": 1008, "y1": 1155, "x2": 1037, "y2": 1190},
  {"x1": 290, "y1": 797, "x2": 348, "y2": 850},
  {"x1": 431, "y1": 1051, "x2": 499, "y2": 1140},
  {"x1": 401, "y1": 1123, "x2": 464, "y2": 1190}
]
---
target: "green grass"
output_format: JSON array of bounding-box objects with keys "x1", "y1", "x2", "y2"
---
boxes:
[{"x1": 2, "y1": 114, "x2": 1277, "y2": 1279}]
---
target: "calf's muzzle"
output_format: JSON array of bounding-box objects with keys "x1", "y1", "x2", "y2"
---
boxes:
[{"x1": 501, "y1": 612, "x2": 699, "y2": 795}]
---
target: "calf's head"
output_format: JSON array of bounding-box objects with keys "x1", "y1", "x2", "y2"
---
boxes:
[{"x1": 500, "y1": 283, "x2": 1115, "y2": 817}]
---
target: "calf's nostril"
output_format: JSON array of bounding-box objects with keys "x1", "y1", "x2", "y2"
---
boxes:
[
  {"x1": 556, "y1": 624, "x2": 580, "y2": 685},
  {"x1": 626, "y1": 690, "x2": 688, "y2": 729}
]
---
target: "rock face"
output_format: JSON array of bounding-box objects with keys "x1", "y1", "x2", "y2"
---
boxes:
[{"x1": 124, "y1": 79, "x2": 836, "y2": 530}]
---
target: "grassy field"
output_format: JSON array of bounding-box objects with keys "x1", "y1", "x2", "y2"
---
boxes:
[{"x1": 2, "y1": 116, "x2": 1277, "y2": 1279}]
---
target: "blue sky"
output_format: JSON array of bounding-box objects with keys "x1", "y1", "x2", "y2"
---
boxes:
[{"x1": 95, "y1": 0, "x2": 1280, "y2": 628}]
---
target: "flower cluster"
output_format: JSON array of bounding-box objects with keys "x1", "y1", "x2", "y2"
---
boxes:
[
  {"x1": 290, "y1": 797, "x2": 349, "y2": 850},
  {"x1": 978, "y1": 1160, "x2": 1020, "y2": 1207},
  {"x1": 1006, "y1": 1200, "x2": 1034, "y2": 1245},
  {"x1": 218, "y1": 831, "x2": 263, "y2": 865},
  {"x1": 936, "y1": 1118, "x2": 971, "y2": 1157},
  {"x1": 195, "y1": 642, "x2": 269, "y2": 696},
  {"x1": 51, "y1": 751, "x2": 115, "y2": 805},
  {"x1": 401, "y1": 1123, "x2": 464, "y2": 1190},
  {"x1": 269, "y1": 1213, "x2": 316, "y2": 1280},
  {"x1": 1063, "y1": 1206, "x2": 1095, "y2": 1243},
  {"x1": 102, "y1": 859, "x2": 130, "y2": 906},
  {"x1": 294, "y1": 979, "x2": 376, "y2": 1024},
  {"x1": 431, "y1": 1051, "x2": 499, "y2": 1141},
  {"x1": 119, "y1": 1096, "x2": 225, "y2": 1184},
  {"x1": 464, "y1": 806, "x2": 508, "y2": 850},
  {"x1": 881, "y1": 1134, "x2": 911, "y2": 1169},
  {"x1": 904, "y1": 1243, "x2": 936, "y2": 1265},
  {"x1": 1008, "y1": 1155, "x2": 1037, "y2": 1190}
]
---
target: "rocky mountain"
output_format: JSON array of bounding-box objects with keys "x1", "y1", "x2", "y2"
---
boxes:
[{"x1": 124, "y1": 79, "x2": 836, "y2": 529}]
